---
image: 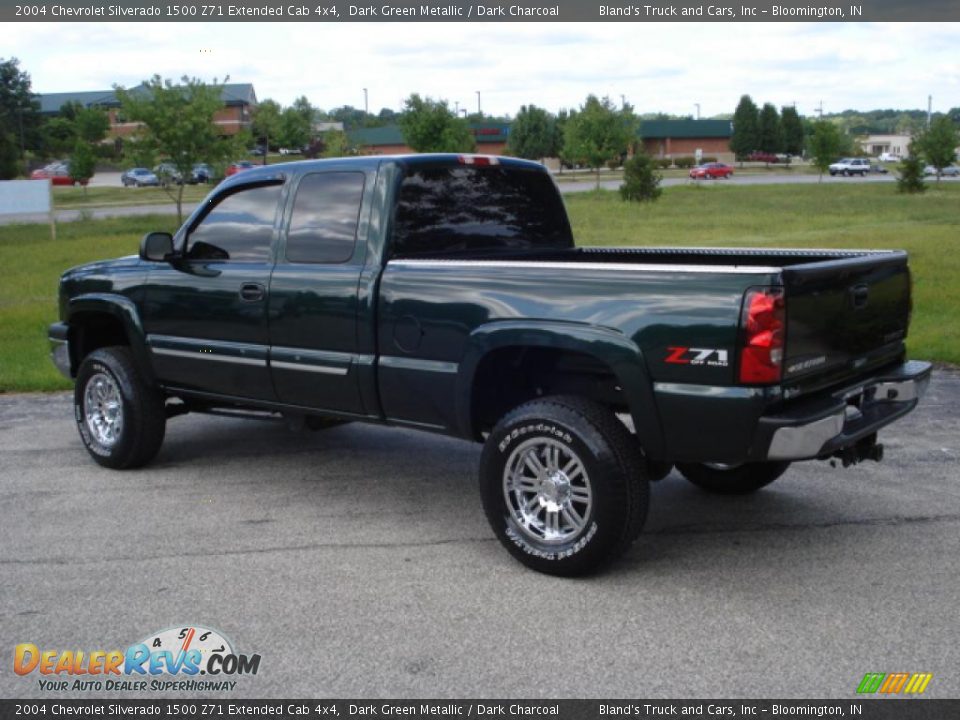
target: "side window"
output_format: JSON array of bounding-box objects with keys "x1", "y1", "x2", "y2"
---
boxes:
[
  {"x1": 187, "y1": 183, "x2": 282, "y2": 262},
  {"x1": 286, "y1": 172, "x2": 365, "y2": 264}
]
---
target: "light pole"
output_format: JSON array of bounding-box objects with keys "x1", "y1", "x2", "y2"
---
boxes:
[
  {"x1": 620, "y1": 94, "x2": 627, "y2": 109},
  {"x1": 363, "y1": 88, "x2": 368, "y2": 115},
  {"x1": 694, "y1": 103, "x2": 700, "y2": 120},
  {"x1": 476, "y1": 91, "x2": 481, "y2": 117}
]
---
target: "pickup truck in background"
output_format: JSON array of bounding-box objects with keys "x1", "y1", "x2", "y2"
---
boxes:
[{"x1": 49, "y1": 154, "x2": 931, "y2": 575}]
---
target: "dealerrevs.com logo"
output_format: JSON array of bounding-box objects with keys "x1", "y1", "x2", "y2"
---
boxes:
[{"x1": 14, "y1": 625, "x2": 261, "y2": 692}]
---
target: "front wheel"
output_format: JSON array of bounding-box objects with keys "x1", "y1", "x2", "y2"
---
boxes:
[
  {"x1": 676, "y1": 461, "x2": 790, "y2": 495},
  {"x1": 74, "y1": 347, "x2": 166, "y2": 469},
  {"x1": 479, "y1": 396, "x2": 649, "y2": 576}
]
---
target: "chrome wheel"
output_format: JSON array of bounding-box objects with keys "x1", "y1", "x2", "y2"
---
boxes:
[
  {"x1": 502, "y1": 437, "x2": 593, "y2": 544},
  {"x1": 83, "y1": 372, "x2": 124, "y2": 447}
]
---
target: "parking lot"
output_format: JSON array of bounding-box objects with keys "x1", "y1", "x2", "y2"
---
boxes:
[{"x1": 2, "y1": 371, "x2": 959, "y2": 699}]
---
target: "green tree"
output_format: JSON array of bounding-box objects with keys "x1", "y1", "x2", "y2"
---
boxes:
[
  {"x1": 808, "y1": 120, "x2": 844, "y2": 182},
  {"x1": 0, "y1": 130, "x2": 18, "y2": 179},
  {"x1": 780, "y1": 106, "x2": 804, "y2": 156},
  {"x1": 116, "y1": 75, "x2": 236, "y2": 224},
  {"x1": 69, "y1": 140, "x2": 96, "y2": 194},
  {"x1": 757, "y1": 103, "x2": 782, "y2": 156},
  {"x1": 42, "y1": 117, "x2": 77, "y2": 157},
  {"x1": 619, "y1": 153, "x2": 662, "y2": 203},
  {"x1": 321, "y1": 130, "x2": 352, "y2": 158},
  {"x1": 730, "y1": 95, "x2": 759, "y2": 164},
  {"x1": 562, "y1": 95, "x2": 636, "y2": 188},
  {"x1": 915, "y1": 116, "x2": 960, "y2": 181},
  {"x1": 398, "y1": 94, "x2": 475, "y2": 153},
  {"x1": 0, "y1": 57, "x2": 41, "y2": 178},
  {"x1": 74, "y1": 106, "x2": 110, "y2": 144},
  {"x1": 896, "y1": 146, "x2": 926, "y2": 194},
  {"x1": 507, "y1": 105, "x2": 555, "y2": 161},
  {"x1": 252, "y1": 98, "x2": 282, "y2": 163}
]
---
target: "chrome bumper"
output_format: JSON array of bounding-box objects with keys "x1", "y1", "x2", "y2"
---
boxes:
[
  {"x1": 48, "y1": 322, "x2": 71, "y2": 379},
  {"x1": 763, "y1": 360, "x2": 932, "y2": 461}
]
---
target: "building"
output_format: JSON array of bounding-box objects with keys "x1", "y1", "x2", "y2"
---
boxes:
[
  {"x1": 36, "y1": 83, "x2": 258, "y2": 138},
  {"x1": 858, "y1": 134, "x2": 911, "y2": 158},
  {"x1": 638, "y1": 119, "x2": 733, "y2": 159},
  {"x1": 348, "y1": 122, "x2": 509, "y2": 155}
]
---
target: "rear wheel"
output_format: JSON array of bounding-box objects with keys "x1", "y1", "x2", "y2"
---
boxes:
[
  {"x1": 74, "y1": 347, "x2": 166, "y2": 469},
  {"x1": 480, "y1": 396, "x2": 649, "y2": 576},
  {"x1": 676, "y1": 461, "x2": 790, "y2": 495}
]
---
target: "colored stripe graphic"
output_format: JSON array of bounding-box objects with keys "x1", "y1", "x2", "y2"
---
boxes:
[
  {"x1": 857, "y1": 673, "x2": 885, "y2": 694},
  {"x1": 857, "y1": 672, "x2": 932, "y2": 694},
  {"x1": 904, "y1": 673, "x2": 933, "y2": 694}
]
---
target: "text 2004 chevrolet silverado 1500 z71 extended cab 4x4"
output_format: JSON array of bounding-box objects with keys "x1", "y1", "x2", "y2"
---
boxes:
[{"x1": 49, "y1": 154, "x2": 931, "y2": 575}]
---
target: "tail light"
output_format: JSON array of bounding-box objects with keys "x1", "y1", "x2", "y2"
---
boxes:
[
  {"x1": 458, "y1": 155, "x2": 499, "y2": 166},
  {"x1": 739, "y1": 287, "x2": 785, "y2": 385}
]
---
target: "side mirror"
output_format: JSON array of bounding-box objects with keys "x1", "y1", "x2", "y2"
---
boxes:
[{"x1": 140, "y1": 231, "x2": 175, "y2": 262}]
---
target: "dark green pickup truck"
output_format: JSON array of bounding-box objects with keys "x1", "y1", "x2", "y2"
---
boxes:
[{"x1": 49, "y1": 154, "x2": 931, "y2": 574}]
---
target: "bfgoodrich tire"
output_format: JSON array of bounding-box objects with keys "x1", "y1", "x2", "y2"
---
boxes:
[
  {"x1": 479, "y1": 396, "x2": 649, "y2": 576},
  {"x1": 676, "y1": 461, "x2": 790, "y2": 495},
  {"x1": 74, "y1": 347, "x2": 166, "y2": 469}
]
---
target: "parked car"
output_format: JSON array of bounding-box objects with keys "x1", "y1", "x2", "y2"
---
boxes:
[
  {"x1": 49, "y1": 154, "x2": 931, "y2": 576},
  {"x1": 878, "y1": 153, "x2": 901, "y2": 162},
  {"x1": 829, "y1": 158, "x2": 871, "y2": 176},
  {"x1": 30, "y1": 162, "x2": 90, "y2": 186},
  {"x1": 922, "y1": 165, "x2": 960, "y2": 177},
  {"x1": 745, "y1": 152, "x2": 779, "y2": 164},
  {"x1": 869, "y1": 163, "x2": 889, "y2": 174},
  {"x1": 190, "y1": 163, "x2": 215, "y2": 184},
  {"x1": 226, "y1": 161, "x2": 256, "y2": 176},
  {"x1": 153, "y1": 162, "x2": 183, "y2": 185},
  {"x1": 249, "y1": 145, "x2": 267, "y2": 157},
  {"x1": 120, "y1": 168, "x2": 160, "y2": 187},
  {"x1": 689, "y1": 162, "x2": 734, "y2": 180}
]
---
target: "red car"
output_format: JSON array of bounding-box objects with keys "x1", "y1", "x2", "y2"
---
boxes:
[
  {"x1": 225, "y1": 161, "x2": 256, "y2": 176},
  {"x1": 689, "y1": 162, "x2": 733, "y2": 180},
  {"x1": 30, "y1": 162, "x2": 90, "y2": 186}
]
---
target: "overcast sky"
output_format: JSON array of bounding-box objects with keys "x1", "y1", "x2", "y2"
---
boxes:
[{"x1": 9, "y1": 21, "x2": 960, "y2": 117}]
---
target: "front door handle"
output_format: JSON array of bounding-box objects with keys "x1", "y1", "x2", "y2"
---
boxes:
[{"x1": 239, "y1": 282, "x2": 265, "y2": 302}]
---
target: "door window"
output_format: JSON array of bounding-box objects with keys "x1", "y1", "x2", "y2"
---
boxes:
[
  {"x1": 187, "y1": 183, "x2": 282, "y2": 261},
  {"x1": 286, "y1": 172, "x2": 366, "y2": 264}
]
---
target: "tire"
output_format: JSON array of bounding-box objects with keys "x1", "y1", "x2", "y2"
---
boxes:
[
  {"x1": 829, "y1": 170, "x2": 837, "y2": 176},
  {"x1": 479, "y1": 396, "x2": 649, "y2": 576},
  {"x1": 74, "y1": 347, "x2": 166, "y2": 469},
  {"x1": 676, "y1": 461, "x2": 790, "y2": 495}
]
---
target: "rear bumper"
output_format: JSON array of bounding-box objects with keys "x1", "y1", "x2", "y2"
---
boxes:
[
  {"x1": 752, "y1": 360, "x2": 932, "y2": 461},
  {"x1": 48, "y1": 322, "x2": 71, "y2": 379}
]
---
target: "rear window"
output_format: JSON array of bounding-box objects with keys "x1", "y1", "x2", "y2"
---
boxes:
[{"x1": 391, "y1": 164, "x2": 573, "y2": 258}]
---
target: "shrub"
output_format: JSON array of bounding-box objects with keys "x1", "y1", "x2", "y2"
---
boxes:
[
  {"x1": 674, "y1": 156, "x2": 696, "y2": 168},
  {"x1": 653, "y1": 158, "x2": 672, "y2": 169},
  {"x1": 620, "y1": 153, "x2": 663, "y2": 203},
  {"x1": 897, "y1": 155, "x2": 927, "y2": 194}
]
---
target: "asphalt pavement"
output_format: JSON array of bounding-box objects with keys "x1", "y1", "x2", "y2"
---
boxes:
[{"x1": 1, "y1": 371, "x2": 958, "y2": 699}]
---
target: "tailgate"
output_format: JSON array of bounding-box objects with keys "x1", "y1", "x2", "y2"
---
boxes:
[{"x1": 780, "y1": 251, "x2": 911, "y2": 394}]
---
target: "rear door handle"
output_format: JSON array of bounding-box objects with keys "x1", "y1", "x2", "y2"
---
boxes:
[{"x1": 239, "y1": 282, "x2": 265, "y2": 302}]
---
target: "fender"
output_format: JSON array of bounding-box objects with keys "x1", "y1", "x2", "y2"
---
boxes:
[
  {"x1": 455, "y1": 320, "x2": 665, "y2": 457},
  {"x1": 67, "y1": 293, "x2": 156, "y2": 385}
]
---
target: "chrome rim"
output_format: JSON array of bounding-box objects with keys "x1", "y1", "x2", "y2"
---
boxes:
[
  {"x1": 703, "y1": 462, "x2": 743, "y2": 471},
  {"x1": 502, "y1": 437, "x2": 593, "y2": 545},
  {"x1": 83, "y1": 372, "x2": 123, "y2": 447}
]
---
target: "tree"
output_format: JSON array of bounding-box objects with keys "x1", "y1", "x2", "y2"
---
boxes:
[
  {"x1": 321, "y1": 130, "x2": 352, "y2": 158},
  {"x1": 74, "y1": 106, "x2": 110, "y2": 144},
  {"x1": 780, "y1": 106, "x2": 804, "y2": 156},
  {"x1": 896, "y1": 147, "x2": 926, "y2": 194},
  {"x1": 507, "y1": 105, "x2": 555, "y2": 161},
  {"x1": 116, "y1": 75, "x2": 236, "y2": 224},
  {"x1": 0, "y1": 130, "x2": 18, "y2": 179},
  {"x1": 619, "y1": 153, "x2": 662, "y2": 203},
  {"x1": 562, "y1": 95, "x2": 636, "y2": 188},
  {"x1": 730, "y1": 95, "x2": 759, "y2": 164},
  {"x1": 252, "y1": 98, "x2": 282, "y2": 164},
  {"x1": 757, "y1": 103, "x2": 782, "y2": 156},
  {"x1": 914, "y1": 116, "x2": 960, "y2": 181},
  {"x1": 808, "y1": 120, "x2": 844, "y2": 182},
  {"x1": 0, "y1": 57, "x2": 41, "y2": 178},
  {"x1": 69, "y1": 140, "x2": 96, "y2": 194},
  {"x1": 398, "y1": 94, "x2": 475, "y2": 153}
]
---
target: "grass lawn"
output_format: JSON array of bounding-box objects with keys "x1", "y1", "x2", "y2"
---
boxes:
[
  {"x1": 53, "y1": 184, "x2": 211, "y2": 210},
  {"x1": 1, "y1": 183, "x2": 957, "y2": 392}
]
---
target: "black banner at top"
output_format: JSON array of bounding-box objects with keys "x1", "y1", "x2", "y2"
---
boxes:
[{"x1": 2, "y1": 0, "x2": 959, "y2": 22}]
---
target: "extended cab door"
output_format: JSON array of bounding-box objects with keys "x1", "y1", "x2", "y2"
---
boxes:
[
  {"x1": 143, "y1": 179, "x2": 283, "y2": 400},
  {"x1": 267, "y1": 169, "x2": 371, "y2": 414}
]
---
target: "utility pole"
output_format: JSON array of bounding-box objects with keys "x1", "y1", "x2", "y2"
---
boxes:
[
  {"x1": 694, "y1": 103, "x2": 700, "y2": 120},
  {"x1": 476, "y1": 91, "x2": 481, "y2": 117},
  {"x1": 454, "y1": 100, "x2": 459, "y2": 115},
  {"x1": 816, "y1": 100, "x2": 823, "y2": 118},
  {"x1": 363, "y1": 88, "x2": 368, "y2": 115},
  {"x1": 927, "y1": 95, "x2": 932, "y2": 127},
  {"x1": 620, "y1": 94, "x2": 626, "y2": 109}
]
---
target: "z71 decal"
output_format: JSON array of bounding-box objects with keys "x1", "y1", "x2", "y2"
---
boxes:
[{"x1": 664, "y1": 346, "x2": 729, "y2": 368}]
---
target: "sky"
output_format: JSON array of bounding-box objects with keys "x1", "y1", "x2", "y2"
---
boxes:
[{"x1": 9, "y1": 21, "x2": 960, "y2": 118}]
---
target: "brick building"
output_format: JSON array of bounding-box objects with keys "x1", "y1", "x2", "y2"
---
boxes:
[
  {"x1": 37, "y1": 83, "x2": 258, "y2": 138},
  {"x1": 638, "y1": 119, "x2": 733, "y2": 158}
]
